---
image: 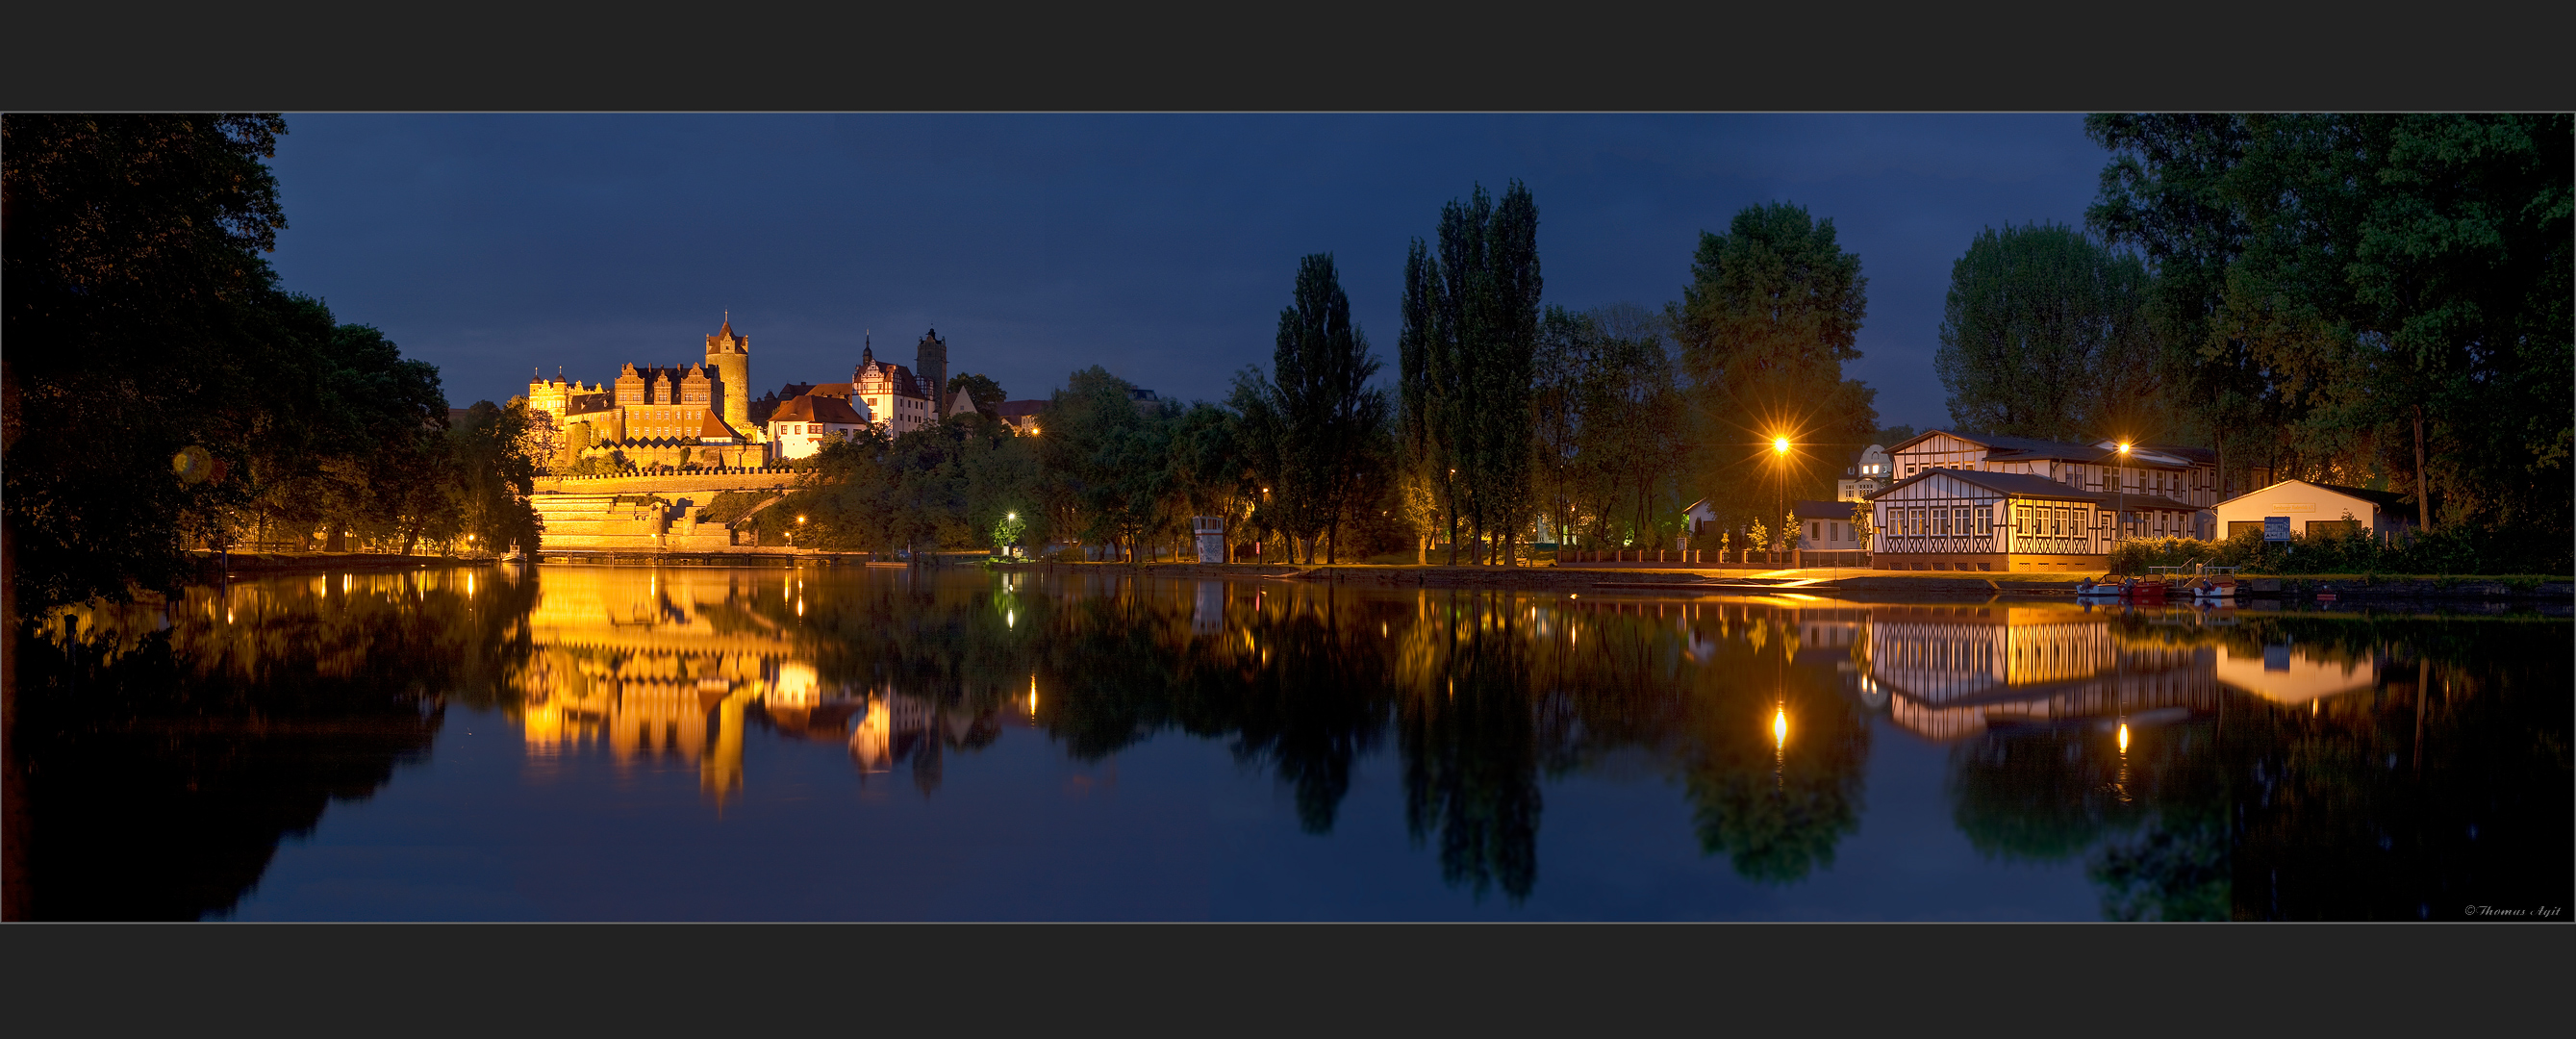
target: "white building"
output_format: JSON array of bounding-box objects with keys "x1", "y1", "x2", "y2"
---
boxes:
[
  {"x1": 1868, "y1": 468, "x2": 2201, "y2": 572},
  {"x1": 1885, "y1": 430, "x2": 2222, "y2": 540},
  {"x1": 1836, "y1": 444, "x2": 1892, "y2": 502},
  {"x1": 2211, "y1": 479, "x2": 2417, "y2": 543},
  {"x1": 1791, "y1": 498, "x2": 1869, "y2": 550},
  {"x1": 767, "y1": 393, "x2": 871, "y2": 462}
]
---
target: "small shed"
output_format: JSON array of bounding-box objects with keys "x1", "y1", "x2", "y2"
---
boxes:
[
  {"x1": 1789, "y1": 499, "x2": 1868, "y2": 550},
  {"x1": 2211, "y1": 479, "x2": 2416, "y2": 543}
]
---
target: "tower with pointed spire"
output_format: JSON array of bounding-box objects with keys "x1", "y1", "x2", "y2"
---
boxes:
[{"x1": 705, "y1": 314, "x2": 751, "y2": 436}]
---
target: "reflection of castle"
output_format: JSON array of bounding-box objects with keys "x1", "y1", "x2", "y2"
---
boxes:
[
  {"x1": 1861, "y1": 605, "x2": 2217, "y2": 742},
  {"x1": 512, "y1": 567, "x2": 1024, "y2": 798}
]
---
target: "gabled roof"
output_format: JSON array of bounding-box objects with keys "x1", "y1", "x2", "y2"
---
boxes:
[
  {"x1": 1893, "y1": 429, "x2": 2207, "y2": 469},
  {"x1": 1791, "y1": 498, "x2": 1863, "y2": 520},
  {"x1": 2218, "y1": 478, "x2": 2414, "y2": 511},
  {"x1": 2118, "y1": 441, "x2": 2218, "y2": 466},
  {"x1": 770, "y1": 393, "x2": 870, "y2": 426},
  {"x1": 697, "y1": 412, "x2": 741, "y2": 441},
  {"x1": 1886, "y1": 429, "x2": 2097, "y2": 457},
  {"x1": 1870, "y1": 468, "x2": 2201, "y2": 511}
]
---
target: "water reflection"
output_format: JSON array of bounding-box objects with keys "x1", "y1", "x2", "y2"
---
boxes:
[
  {"x1": 9, "y1": 566, "x2": 2565, "y2": 920},
  {"x1": 8, "y1": 569, "x2": 532, "y2": 921}
]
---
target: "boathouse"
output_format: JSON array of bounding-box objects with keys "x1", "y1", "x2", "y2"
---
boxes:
[{"x1": 1867, "y1": 469, "x2": 2203, "y2": 572}]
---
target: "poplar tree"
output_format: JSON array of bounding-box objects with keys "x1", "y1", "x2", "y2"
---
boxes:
[
  {"x1": 1270, "y1": 254, "x2": 1387, "y2": 564},
  {"x1": 1402, "y1": 182, "x2": 1541, "y2": 565}
]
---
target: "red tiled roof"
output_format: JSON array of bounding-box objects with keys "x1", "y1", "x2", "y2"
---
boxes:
[{"x1": 770, "y1": 393, "x2": 869, "y2": 425}]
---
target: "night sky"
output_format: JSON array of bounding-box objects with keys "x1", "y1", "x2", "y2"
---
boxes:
[{"x1": 265, "y1": 114, "x2": 2110, "y2": 432}]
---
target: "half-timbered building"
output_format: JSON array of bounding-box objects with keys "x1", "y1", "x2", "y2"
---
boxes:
[
  {"x1": 1868, "y1": 469, "x2": 2201, "y2": 571},
  {"x1": 1886, "y1": 430, "x2": 2221, "y2": 540}
]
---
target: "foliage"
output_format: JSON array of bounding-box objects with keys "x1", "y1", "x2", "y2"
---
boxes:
[
  {"x1": 1402, "y1": 182, "x2": 1542, "y2": 565},
  {"x1": 2085, "y1": 114, "x2": 2572, "y2": 558},
  {"x1": 2103, "y1": 522, "x2": 2561, "y2": 577},
  {"x1": 791, "y1": 413, "x2": 1041, "y2": 558},
  {"x1": 2, "y1": 114, "x2": 503, "y2": 604},
  {"x1": 1671, "y1": 201, "x2": 1880, "y2": 535},
  {"x1": 945, "y1": 371, "x2": 1006, "y2": 416},
  {"x1": 1034, "y1": 367, "x2": 1173, "y2": 562},
  {"x1": 1265, "y1": 254, "x2": 1391, "y2": 564},
  {"x1": 1934, "y1": 221, "x2": 2164, "y2": 442},
  {"x1": 1533, "y1": 303, "x2": 1685, "y2": 550},
  {"x1": 5, "y1": 114, "x2": 290, "y2": 610}
]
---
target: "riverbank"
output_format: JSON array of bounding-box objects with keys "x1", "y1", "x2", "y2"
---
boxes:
[
  {"x1": 189, "y1": 551, "x2": 494, "y2": 577},
  {"x1": 1000, "y1": 560, "x2": 2573, "y2": 604}
]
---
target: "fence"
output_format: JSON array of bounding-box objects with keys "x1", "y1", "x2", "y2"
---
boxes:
[{"x1": 1553, "y1": 548, "x2": 1873, "y2": 569}]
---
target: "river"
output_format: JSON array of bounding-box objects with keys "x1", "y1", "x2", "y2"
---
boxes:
[{"x1": 7, "y1": 564, "x2": 2565, "y2": 921}]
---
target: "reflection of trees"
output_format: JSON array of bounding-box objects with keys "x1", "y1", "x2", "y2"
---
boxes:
[
  {"x1": 1950, "y1": 727, "x2": 2154, "y2": 862},
  {"x1": 1940, "y1": 611, "x2": 2570, "y2": 921},
  {"x1": 1946, "y1": 720, "x2": 2226, "y2": 921},
  {"x1": 6, "y1": 570, "x2": 538, "y2": 921},
  {"x1": 1673, "y1": 617, "x2": 1869, "y2": 883},
  {"x1": 2218, "y1": 623, "x2": 2570, "y2": 920},
  {"x1": 1400, "y1": 592, "x2": 1541, "y2": 901}
]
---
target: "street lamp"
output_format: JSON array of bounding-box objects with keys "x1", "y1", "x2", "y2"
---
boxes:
[
  {"x1": 2113, "y1": 442, "x2": 2131, "y2": 545},
  {"x1": 1769, "y1": 434, "x2": 1792, "y2": 567}
]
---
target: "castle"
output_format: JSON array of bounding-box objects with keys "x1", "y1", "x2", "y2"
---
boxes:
[{"x1": 526, "y1": 319, "x2": 981, "y2": 473}]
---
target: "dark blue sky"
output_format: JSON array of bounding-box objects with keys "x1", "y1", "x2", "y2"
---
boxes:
[{"x1": 265, "y1": 114, "x2": 2109, "y2": 431}]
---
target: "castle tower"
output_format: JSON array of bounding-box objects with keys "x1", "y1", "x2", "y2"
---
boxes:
[
  {"x1": 705, "y1": 316, "x2": 751, "y2": 435},
  {"x1": 916, "y1": 328, "x2": 948, "y2": 419}
]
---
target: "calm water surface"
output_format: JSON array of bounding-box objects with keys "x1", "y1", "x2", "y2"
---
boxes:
[{"x1": 11, "y1": 565, "x2": 2568, "y2": 921}]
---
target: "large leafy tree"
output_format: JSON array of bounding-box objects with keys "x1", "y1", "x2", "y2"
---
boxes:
[
  {"x1": 2088, "y1": 114, "x2": 2571, "y2": 560},
  {"x1": 1166, "y1": 401, "x2": 1259, "y2": 560},
  {"x1": 1402, "y1": 182, "x2": 1542, "y2": 564},
  {"x1": 1532, "y1": 303, "x2": 1683, "y2": 549},
  {"x1": 4, "y1": 114, "x2": 290, "y2": 613},
  {"x1": 1034, "y1": 366, "x2": 1173, "y2": 563},
  {"x1": 1934, "y1": 222, "x2": 2163, "y2": 443},
  {"x1": 3, "y1": 114, "x2": 476, "y2": 610},
  {"x1": 1670, "y1": 202, "x2": 1878, "y2": 531},
  {"x1": 2084, "y1": 114, "x2": 2268, "y2": 495}
]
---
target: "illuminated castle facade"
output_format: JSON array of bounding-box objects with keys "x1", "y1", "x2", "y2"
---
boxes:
[{"x1": 527, "y1": 319, "x2": 984, "y2": 472}]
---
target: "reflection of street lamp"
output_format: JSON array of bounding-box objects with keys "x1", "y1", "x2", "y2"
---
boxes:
[{"x1": 2114, "y1": 722, "x2": 2133, "y2": 803}]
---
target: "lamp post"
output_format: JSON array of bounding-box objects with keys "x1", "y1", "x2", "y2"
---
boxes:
[
  {"x1": 2113, "y1": 442, "x2": 2130, "y2": 545},
  {"x1": 1771, "y1": 435, "x2": 1791, "y2": 567}
]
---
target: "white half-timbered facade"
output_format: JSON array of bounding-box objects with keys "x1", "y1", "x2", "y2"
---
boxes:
[
  {"x1": 1869, "y1": 469, "x2": 2201, "y2": 572},
  {"x1": 1885, "y1": 430, "x2": 2221, "y2": 540}
]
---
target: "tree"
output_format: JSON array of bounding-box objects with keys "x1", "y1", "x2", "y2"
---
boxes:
[
  {"x1": 1036, "y1": 366, "x2": 1173, "y2": 564},
  {"x1": 1269, "y1": 254, "x2": 1390, "y2": 565},
  {"x1": 1533, "y1": 304, "x2": 1683, "y2": 550},
  {"x1": 2087, "y1": 114, "x2": 2571, "y2": 567},
  {"x1": 4, "y1": 114, "x2": 290, "y2": 613},
  {"x1": 1933, "y1": 222, "x2": 2164, "y2": 443},
  {"x1": 1670, "y1": 202, "x2": 1878, "y2": 537},
  {"x1": 1398, "y1": 238, "x2": 1453, "y2": 563},
  {"x1": 1402, "y1": 182, "x2": 1542, "y2": 564},
  {"x1": 1167, "y1": 402, "x2": 1258, "y2": 561},
  {"x1": 945, "y1": 372, "x2": 1006, "y2": 417}
]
